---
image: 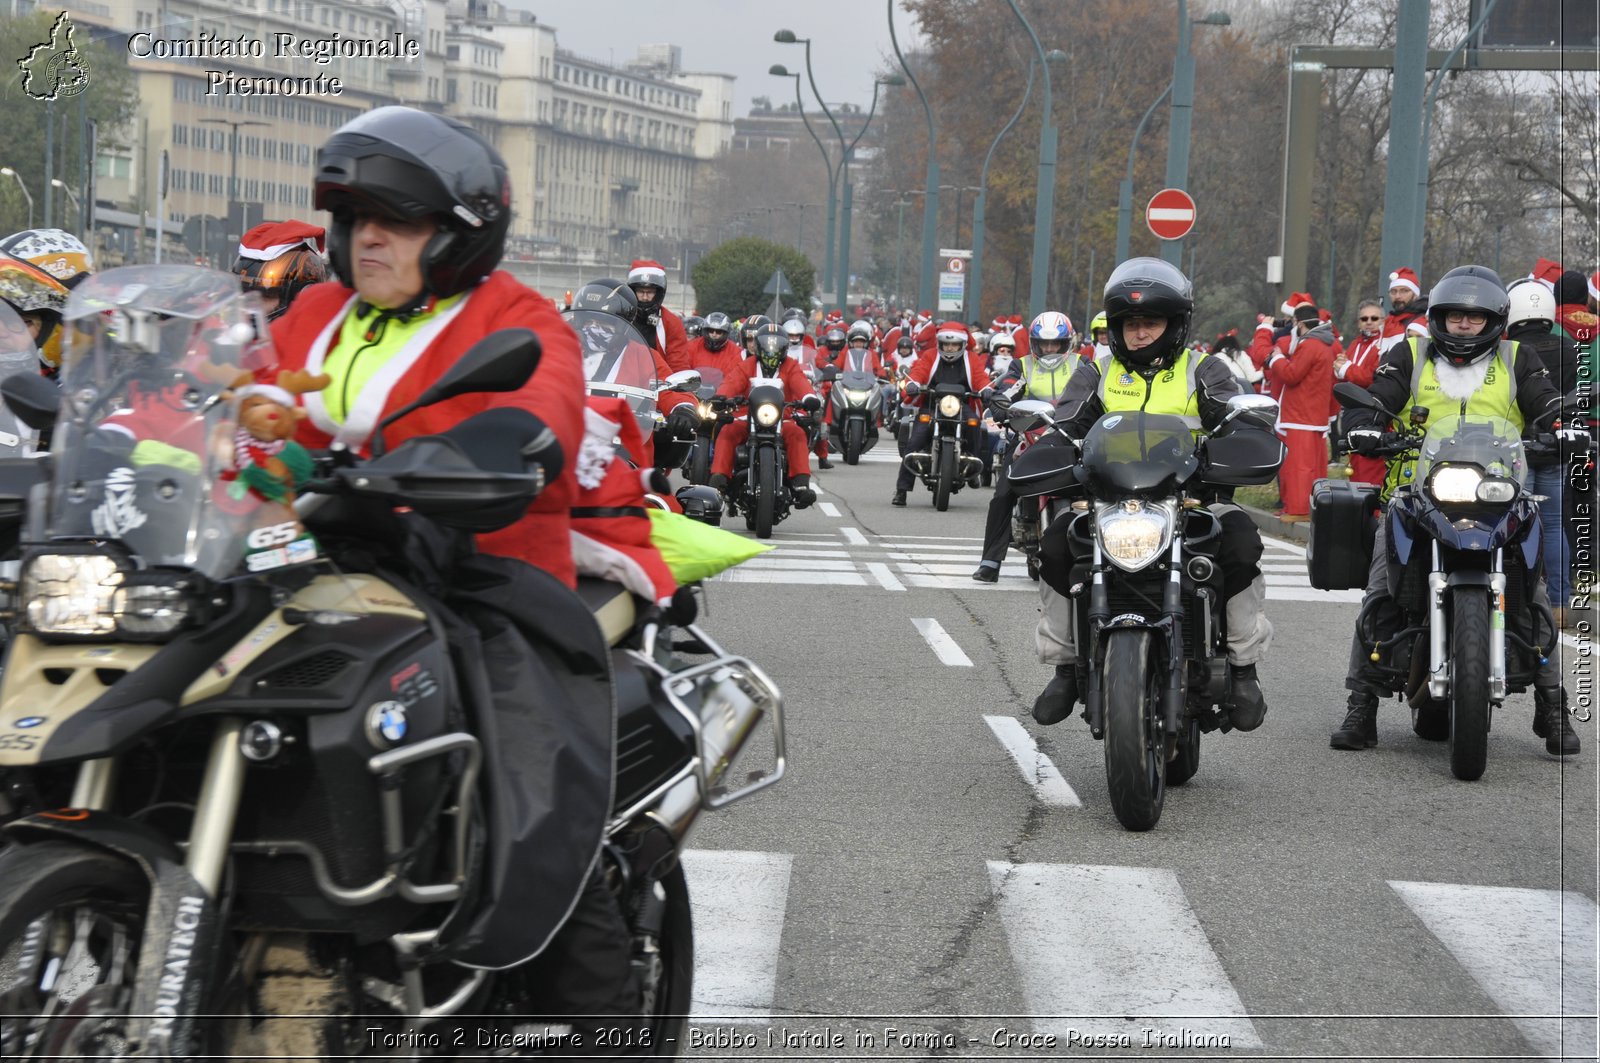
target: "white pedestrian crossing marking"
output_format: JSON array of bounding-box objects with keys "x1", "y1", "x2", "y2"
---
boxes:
[
  {"x1": 1390, "y1": 881, "x2": 1599, "y2": 1060},
  {"x1": 866, "y1": 562, "x2": 906, "y2": 591},
  {"x1": 983, "y1": 716, "x2": 1081, "y2": 806},
  {"x1": 839, "y1": 526, "x2": 868, "y2": 546},
  {"x1": 681, "y1": 850, "x2": 793, "y2": 1021},
  {"x1": 817, "y1": 501, "x2": 841, "y2": 517},
  {"x1": 913, "y1": 618, "x2": 973, "y2": 666},
  {"x1": 988, "y1": 862, "x2": 1263, "y2": 1049}
]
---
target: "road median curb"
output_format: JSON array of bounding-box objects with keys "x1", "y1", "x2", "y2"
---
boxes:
[{"x1": 1240, "y1": 503, "x2": 1310, "y2": 544}]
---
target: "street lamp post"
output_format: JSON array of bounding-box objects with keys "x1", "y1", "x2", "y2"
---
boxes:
[
  {"x1": 770, "y1": 65, "x2": 838, "y2": 303},
  {"x1": 1, "y1": 168, "x2": 34, "y2": 229},
  {"x1": 1115, "y1": 82, "x2": 1173, "y2": 262},
  {"x1": 199, "y1": 117, "x2": 268, "y2": 231},
  {"x1": 1160, "y1": 5, "x2": 1231, "y2": 268},
  {"x1": 775, "y1": 31, "x2": 850, "y2": 305},
  {"x1": 887, "y1": 0, "x2": 939, "y2": 315},
  {"x1": 833, "y1": 75, "x2": 904, "y2": 315},
  {"x1": 1003, "y1": 0, "x2": 1062, "y2": 319},
  {"x1": 971, "y1": 58, "x2": 1036, "y2": 322},
  {"x1": 50, "y1": 179, "x2": 81, "y2": 231}
]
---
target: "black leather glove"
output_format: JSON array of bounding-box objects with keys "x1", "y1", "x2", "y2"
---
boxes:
[
  {"x1": 667, "y1": 403, "x2": 700, "y2": 437},
  {"x1": 1348, "y1": 428, "x2": 1383, "y2": 456}
]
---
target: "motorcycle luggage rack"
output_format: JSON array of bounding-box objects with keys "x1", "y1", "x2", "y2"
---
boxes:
[
  {"x1": 622, "y1": 622, "x2": 786, "y2": 818},
  {"x1": 226, "y1": 732, "x2": 482, "y2": 910}
]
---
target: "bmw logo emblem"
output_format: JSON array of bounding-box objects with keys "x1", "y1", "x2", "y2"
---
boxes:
[
  {"x1": 365, "y1": 701, "x2": 408, "y2": 747},
  {"x1": 14, "y1": 716, "x2": 44, "y2": 729}
]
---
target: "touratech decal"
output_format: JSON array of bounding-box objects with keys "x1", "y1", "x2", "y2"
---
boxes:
[{"x1": 148, "y1": 895, "x2": 206, "y2": 1042}]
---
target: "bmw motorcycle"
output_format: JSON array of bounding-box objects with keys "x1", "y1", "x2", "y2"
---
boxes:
[
  {"x1": 990, "y1": 395, "x2": 1058, "y2": 581},
  {"x1": 1014, "y1": 400, "x2": 1283, "y2": 830},
  {"x1": 1329, "y1": 383, "x2": 1568, "y2": 781},
  {"x1": 822, "y1": 357, "x2": 885, "y2": 465},
  {"x1": 0, "y1": 267, "x2": 785, "y2": 1057},
  {"x1": 903, "y1": 384, "x2": 986, "y2": 511}
]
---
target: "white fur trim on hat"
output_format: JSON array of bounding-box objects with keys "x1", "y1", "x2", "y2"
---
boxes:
[
  {"x1": 577, "y1": 408, "x2": 622, "y2": 490},
  {"x1": 1588, "y1": 270, "x2": 1599, "y2": 303},
  {"x1": 235, "y1": 383, "x2": 295, "y2": 406},
  {"x1": 1387, "y1": 269, "x2": 1421, "y2": 297}
]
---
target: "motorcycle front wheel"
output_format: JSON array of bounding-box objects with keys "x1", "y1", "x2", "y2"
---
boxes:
[
  {"x1": 1448, "y1": 586, "x2": 1492, "y2": 781},
  {"x1": 755, "y1": 447, "x2": 777, "y2": 539},
  {"x1": 640, "y1": 863, "x2": 694, "y2": 1056},
  {"x1": 0, "y1": 841, "x2": 153, "y2": 1059},
  {"x1": 844, "y1": 418, "x2": 864, "y2": 465},
  {"x1": 1102, "y1": 629, "x2": 1167, "y2": 831},
  {"x1": 687, "y1": 438, "x2": 711, "y2": 485},
  {"x1": 933, "y1": 438, "x2": 954, "y2": 512}
]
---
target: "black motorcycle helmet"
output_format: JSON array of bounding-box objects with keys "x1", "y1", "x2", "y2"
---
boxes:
[
  {"x1": 573, "y1": 278, "x2": 638, "y2": 320},
  {"x1": 1425, "y1": 265, "x2": 1509, "y2": 368},
  {"x1": 781, "y1": 307, "x2": 807, "y2": 324},
  {"x1": 683, "y1": 315, "x2": 705, "y2": 339},
  {"x1": 753, "y1": 323, "x2": 787, "y2": 373},
  {"x1": 702, "y1": 311, "x2": 732, "y2": 351},
  {"x1": 1102, "y1": 256, "x2": 1194, "y2": 371},
  {"x1": 315, "y1": 106, "x2": 511, "y2": 303},
  {"x1": 741, "y1": 314, "x2": 771, "y2": 355}
]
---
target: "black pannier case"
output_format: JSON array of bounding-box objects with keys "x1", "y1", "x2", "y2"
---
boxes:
[{"x1": 1307, "y1": 478, "x2": 1380, "y2": 590}]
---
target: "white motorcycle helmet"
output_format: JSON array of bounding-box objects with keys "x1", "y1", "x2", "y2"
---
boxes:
[
  {"x1": 847, "y1": 319, "x2": 874, "y2": 346},
  {"x1": 1506, "y1": 278, "x2": 1555, "y2": 329},
  {"x1": 1029, "y1": 311, "x2": 1074, "y2": 370},
  {"x1": 935, "y1": 324, "x2": 968, "y2": 362}
]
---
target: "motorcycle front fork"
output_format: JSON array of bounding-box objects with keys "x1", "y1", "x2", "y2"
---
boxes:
[
  {"x1": 1081, "y1": 535, "x2": 1186, "y2": 740},
  {"x1": 1425, "y1": 541, "x2": 1508, "y2": 704}
]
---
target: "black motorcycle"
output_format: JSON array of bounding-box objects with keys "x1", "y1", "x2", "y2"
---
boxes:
[
  {"x1": 682, "y1": 367, "x2": 726, "y2": 487},
  {"x1": 1015, "y1": 401, "x2": 1283, "y2": 830},
  {"x1": 1317, "y1": 382, "x2": 1568, "y2": 780},
  {"x1": 991, "y1": 395, "x2": 1059, "y2": 582},
  {"x1": 712, "y1": 385, "x2": 809, "y2": 539},
  {"x1": 0, "y1": 266, "x2": 786, "y2": 1057},
  {"x1": 903, "y1": 383, "x2": 986, "y2": 511}
]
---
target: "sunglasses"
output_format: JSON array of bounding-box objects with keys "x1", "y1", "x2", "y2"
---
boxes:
[{"x1": 1357, "y1": 315, "x2": 1381, "y2": 322}]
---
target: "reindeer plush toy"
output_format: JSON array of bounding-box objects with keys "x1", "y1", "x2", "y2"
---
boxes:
[{"x1": 224, "y1": 369, "x2": 331, "y2": 506}]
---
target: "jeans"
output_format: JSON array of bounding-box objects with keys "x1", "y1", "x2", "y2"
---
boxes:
[{"x1": 1532, "y1": 462, "x2": 1571, "y2": 607}]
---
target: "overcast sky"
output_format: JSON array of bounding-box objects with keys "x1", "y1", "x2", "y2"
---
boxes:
[{"x1": 515, "y1": 0, "x2": 926, "y2": 117}]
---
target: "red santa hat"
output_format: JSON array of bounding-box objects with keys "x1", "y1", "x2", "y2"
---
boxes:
[
  {"x1": 1587, "y1": 269, "x2": 1599, "y2": 304},
  {"x1": 1279, "y1": 290, "x2": 1315, "y2": 317},
  {"x1": 1385, "y1": 268, "x2": 1421, "y2": 298},
  {"x1": 991, "y1": 315, "x2": 1008, "y2": 331},
  {"x1": 569, "y1": 397, "x2": 678, "y2": 606},
  {"x1": 1008, "y1": 313, "x2": 1023, "y2": 325},
  {"x1": 1531, "y1": 257, "x2": 1564, "y2": 292},
  {"x1": 237, "y1": 220, "x2": 325, "y2": 262},
  {"x1": 626, "y1": 259, "x2": 668, "y2": 289}
]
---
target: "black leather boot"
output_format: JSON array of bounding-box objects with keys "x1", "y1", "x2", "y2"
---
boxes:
[
  {"x1": 1330, "y1": 692, "x2": 1378, "y2": 750},
  {"x1": 1226, "y1": 664, "x2": 1268, "y2": 731},
  {"x1": 791, "y1": 474, "x2": 816, "y2": 509},
  {"x1": 1031, "y1": 666, "x2": 1079, "y2": 726},
  {"x1": 1533, "y1": 687, "x2": 1580, "y2": 756}
]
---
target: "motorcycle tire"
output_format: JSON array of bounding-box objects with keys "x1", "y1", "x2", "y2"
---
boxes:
[
  {"x1": 0, "y1": 841, "x2": 153, "y2": 1059},
  {"x1": 640, "y1": 862, "x2": 694, "y2": 1055},
  {"x1": 1102, "y1": 629, "x2": 1167, "y2": 831},
  {"x1": 687, "y1": 440, "x2": 711, "y2": 486},
  {"x1": 1166, "y1": 715, "x2": 1202, "y2": 787},
  {"x1": 755, "y1": 447, "x2": 777, "y2": 539},
  {"x1": 1448, "y1": 586, "x2": 1492, "y2": 781},
  {"x1": 933, "y1": 439, "x2": 954, "y2": 512},
  {"x1": 844, "y1": 419, "x2": 864, "y2": 465}
]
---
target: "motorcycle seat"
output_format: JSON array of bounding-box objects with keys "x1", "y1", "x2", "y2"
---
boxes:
[{"x1": 576, "y1": 576, "x2": 637, "y2": 646}]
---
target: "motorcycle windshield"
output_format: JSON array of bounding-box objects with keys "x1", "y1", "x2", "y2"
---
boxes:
[
  {"x1": 1080, "y1": 411, "x2": 1200, "y2": 496},
  {"x1": 0, "y1": 299, "x2": 44, "y2": 456},
  {"x1": 837, "y1": 370, "x2": 877, "y2": 392},
  {"x1": 1414, "y1": 413, "x2": 1529, "y2": 486},
  {"x1": 692, "y1": 366, "x2": 725, "y2": 397},
  {"x1": 46, "y1": 265, "x2": 294, "y2": 578},
  {"x1": 568, "y1": 308, "x2": 657, "y2": 424}
]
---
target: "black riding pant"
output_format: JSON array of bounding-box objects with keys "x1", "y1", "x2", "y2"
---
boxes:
[{"x1": 896, "y1": 420, "x2": 981, "y2": 492}]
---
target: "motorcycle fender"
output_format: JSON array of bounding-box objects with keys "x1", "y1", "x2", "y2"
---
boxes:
[
  {"x1": 4, "y1": 810, "x2": 220, "y2": 1056},
  {"x1": 1445, "y1": 570, "x2": 1494, "y2": 590},
  {"x1": 1389, "y1": 505, "x2": 1415, "y2": 566}
]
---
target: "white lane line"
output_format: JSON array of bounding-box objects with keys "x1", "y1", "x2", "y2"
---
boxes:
[
  {"x1": 866, "y1": 562, "x2": 906, "y2": 592},
  {"x1": 681, "y1": 850, "x2": 793, "y2": 1021},
  {"x1": 839, "y1": 526, "x2": 869, "y2": 546},
  {"x1": 737, "y1": 558, "x2": 858, "y2": 572},
  {"x1": 912, "y1": 618, "x2": 974, "y2": 666},
  {"x1": 1268, "y1": 587, "x2": 1364, "y2": 603},
  {"x1": 817, "y1": 501, "x2": 841, "y2": 517},
  {"x1": 983, "y1": 717, "x2": 1081, "y2": 807},
  {"x1": 1390, "y1": 881, "x2": 1598, "y2": 1060},
  {"x1": 716, "y1": 570, "x2": 867, "y2": 586},
  {"x1": 988, "y1": 862, "x2": 1262, "y2": 1048}
]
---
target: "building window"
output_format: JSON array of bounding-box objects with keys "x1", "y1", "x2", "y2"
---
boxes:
[{"x1": 447, "y1": 80, "x2": 457, "y2": 103}]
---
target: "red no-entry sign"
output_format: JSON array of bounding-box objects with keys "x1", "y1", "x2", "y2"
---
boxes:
[{"x1": 1146, "y1": 188, "x2": 1197, "y2": 240}]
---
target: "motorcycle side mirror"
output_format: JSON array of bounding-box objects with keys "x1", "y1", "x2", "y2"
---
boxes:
[
  {"x1": 663, "y1": 369, "x2": 701, "y2": 393},
  {"x1": 1333, "y1": 381, "x2": 1385, "y2": 413},
  {"x1": 1, "y1": 371, "x2": 59, "y2": 432},
  {"x1": 372, "y1": 328, "x2": 542, "y2": 457},
  {"x1": 1409, "y1": 405, "x2": 1430, "y2": 428}
]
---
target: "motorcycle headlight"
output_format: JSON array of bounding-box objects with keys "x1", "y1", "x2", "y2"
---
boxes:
[
  {"x1": 842, "y1": 387, "x2": 872, "y2": 405},
  {"x1": 938, "y1": 394, "x2": 962, "y2": 418},
  {"x1": 1427, "y1": 464, "x2": 1483, "y2": 503},
  {"x1": 21, "y1": 553, "x2": 198, "y2": 639},
  {"x1": 754, "y1": 402, "x2": 781, "y2": 427},
  {"x1": 1475, "y1": 478, "x2": 1517, "y2": 504},
  {"x1": 697, "y1": 402, "x2": 714, "y2": 420},
  {"x1": 1094, "y1": 500, "x2": 1173, "y2": 572}
]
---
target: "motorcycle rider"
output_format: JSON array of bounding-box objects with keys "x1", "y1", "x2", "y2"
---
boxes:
[
  {"x1": 627, "y1": 258, "x2": 692, "y2": 372},
  {"x1": 0, "y1": 253, "x2": 69, "y2": 358},
  {"x1": 232, "y1": 220, "x2": 330, "y2": 322},
  {"x1": 972, "y1": 312, "x2": 1077, "y2": 582},
  {"x1": 1, "y1": 227, "x2": 92, "y2": 374},
  {"x1": 987, "y1": 329, "x2": 1017, "y2": 378},
  {"x1": 1032, "y1": 258, "x2": 1273, "y2": 731},
  {"x1": 271, "y1": 107, "x2": 642, "y2": 1032},
  {"x1": 687, "y1": 311, "x2": 746, "y2": 376},
  {"x1": 709, "y1": 322, "x2": 822, "y2": 508},
  {"x1": 682, "y1": 314, "x2": 706, "y2": 340},
  {"x1": 892, "y1": 321, "x2": 993, "y2": 505},
  {"x1": 1333, "y1": 264, "x2": 1578, "y2": 754}
]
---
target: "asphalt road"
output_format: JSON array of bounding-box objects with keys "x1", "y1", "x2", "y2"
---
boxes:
[{"x1": 669, "y1": 448, "x2": 1598, "y2": 1062}]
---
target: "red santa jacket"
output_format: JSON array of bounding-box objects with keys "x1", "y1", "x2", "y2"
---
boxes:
[
  {"x1": 271, "y1": 272, "x2": 585, "y2": 588},
  {"x1": 652, "y1": 306, "x2": 692, "y2": 373},
  {"x1": 571, "y1": 396, "x2": 678, "y2": 606},
  {"x1": 1011, "y1": 326, "x2": 1030, "y2": 360},
  {"x1": 685, "y1": 341, "x2": 749, "y2": 382},
  {"x1": 820, "y1": 344, "x2": 886, "y2": 379},
  {"x1": 1264, "y1": 324, "x2": 1337, "y2": 433},
  {"x1": 908, "y1": 348, "x2": 991, "y2": 405},
  {"x1": 716, "y1": 356, "x2": 816, "y2": 407},
  {"x1": 1332, "y1": 331, "x2": 1382, "y2": 417},
  {"x1": 1249, "y1": 321, "x2": 1290, "y2": 402}
]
